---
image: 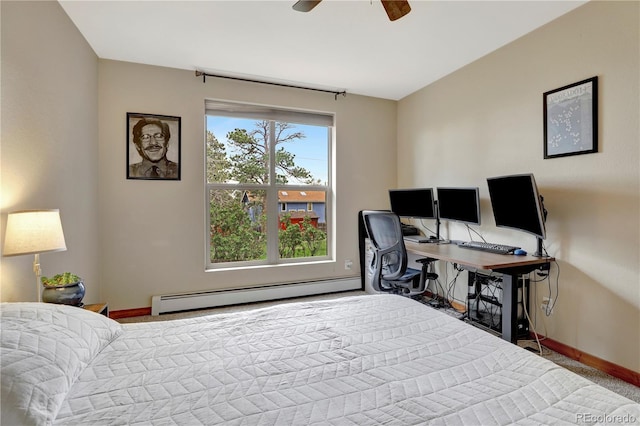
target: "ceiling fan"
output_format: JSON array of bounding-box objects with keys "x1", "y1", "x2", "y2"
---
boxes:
[{"x1": 292, "y1": 0, "x2": 411, "y2": 22}]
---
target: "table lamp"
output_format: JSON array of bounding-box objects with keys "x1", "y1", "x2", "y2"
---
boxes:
[{"x1": 3, "y1": 209, "x2": 67, "y2": 302}]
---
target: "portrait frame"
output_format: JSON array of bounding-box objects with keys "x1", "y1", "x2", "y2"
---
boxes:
[
  {"x1": 127, "y1": 112, "x2": 181, "y2": 180},
  {"x1": 543, "y1": 76, "x2": 598, "y2": 159}
]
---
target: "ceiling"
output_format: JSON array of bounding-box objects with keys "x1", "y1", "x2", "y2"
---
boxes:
[{"x1": 59, "y1": 0, "x2": 587, "y2": 101}]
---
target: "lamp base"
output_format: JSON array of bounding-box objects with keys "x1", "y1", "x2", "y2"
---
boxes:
[{"x1": 33, "y1": 253, "x2": 42, "y2": 303}]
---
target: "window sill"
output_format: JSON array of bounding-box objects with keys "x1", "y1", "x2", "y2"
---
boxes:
[{"x1": 205, "y1": 258, "x2": 334, "y2": 273}]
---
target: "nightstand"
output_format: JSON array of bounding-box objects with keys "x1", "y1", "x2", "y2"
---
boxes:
[{"x1": 83, "y1": 303, "x2": 109, "y2": 317}]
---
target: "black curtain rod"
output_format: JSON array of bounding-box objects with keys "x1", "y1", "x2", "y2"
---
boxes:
[{"x1": 195, "y1": 71, "x2": 346, "y2": 100}]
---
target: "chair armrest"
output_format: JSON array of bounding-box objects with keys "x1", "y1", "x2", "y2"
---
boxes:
[
  {"x1": 415, "y1": 257, "x2": 437, "y2": 264},
  {"x1": 416, "y1": 257, "x2": 438, "y2": 280}
]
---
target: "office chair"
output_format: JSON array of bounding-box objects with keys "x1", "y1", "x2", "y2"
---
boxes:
[{"x1": 362, "y1": 210, "x2": 438, "y2": 298}]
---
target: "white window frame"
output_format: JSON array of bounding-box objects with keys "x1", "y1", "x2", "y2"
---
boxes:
[{"x1": 205, "y1": 99, "x2": 334, "y2": 270}]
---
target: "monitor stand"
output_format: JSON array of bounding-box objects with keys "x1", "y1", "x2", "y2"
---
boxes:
[
  {"x1": 534, "y1": 237, "x2": 544, "y2": 257},
  {"x1": 435, "y1": 200, "x2": 441, "y2": 241}
]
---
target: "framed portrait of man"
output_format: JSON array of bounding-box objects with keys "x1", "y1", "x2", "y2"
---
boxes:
[{"x1": 127, "y1": 112, "x2": 181, "y2": 180}]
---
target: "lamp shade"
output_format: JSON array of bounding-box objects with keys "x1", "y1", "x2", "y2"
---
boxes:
[{"x1": 3, "y1": 210, "x2": 67, "y2": 256}]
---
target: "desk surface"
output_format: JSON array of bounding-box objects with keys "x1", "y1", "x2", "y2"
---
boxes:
[{"x1": 405, "y1": 241, "x2": 554, "y2": 271}]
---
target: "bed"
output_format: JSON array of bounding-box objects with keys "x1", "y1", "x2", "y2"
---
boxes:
[{"x1": 2, "y1": 295, "x2": 639, "y2": 425}]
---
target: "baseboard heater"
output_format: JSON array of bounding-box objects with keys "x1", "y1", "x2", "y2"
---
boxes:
[{"x1": 151, "y1": 277, "x2": 361, "y2": 316}]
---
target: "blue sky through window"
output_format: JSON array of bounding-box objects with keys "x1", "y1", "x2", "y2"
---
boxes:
[{"x1": 206, "y1": 116, "x2": 329, "y2": 185}]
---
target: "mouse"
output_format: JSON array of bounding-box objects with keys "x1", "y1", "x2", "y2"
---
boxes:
[{"x1": 513, "y1": 249, "x2": 527, "y2": 256}]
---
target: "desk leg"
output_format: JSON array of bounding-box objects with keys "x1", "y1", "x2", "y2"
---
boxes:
[{"x1": 501, "y1": 273, "x2": 518, "y2": 344}]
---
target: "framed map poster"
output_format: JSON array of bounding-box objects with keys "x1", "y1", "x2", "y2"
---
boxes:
[{"x1": 543, "y1": 76, "x2": 598, "y2": 159}]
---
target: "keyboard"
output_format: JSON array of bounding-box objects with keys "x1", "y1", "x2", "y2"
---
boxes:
[
  {"x1": 457, "y1": 241, "x2": 520, "y2": 255},
  {"x1": 404, "y1": 235, "x2": 431, "y2": 243}
]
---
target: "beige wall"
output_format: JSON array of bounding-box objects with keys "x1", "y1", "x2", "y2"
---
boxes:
[
  {"x1": 98, "y1": 60, "x2": 397, "y2": 310},
  {"x1": 398, "y1": 1, "x2": 639, "y2": 372},
  {"x1": 1, "y1": 1, "x2": 100, "y2": 303}
]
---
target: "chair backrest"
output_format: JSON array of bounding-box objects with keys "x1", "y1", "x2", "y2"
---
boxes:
[{"x1": 361, "y1": 210, "x2": 409, "y2": 292}]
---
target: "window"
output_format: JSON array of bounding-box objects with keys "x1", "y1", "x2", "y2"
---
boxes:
[{"x1": 206, "y1": 100, "x2": 333, "y2": 268}]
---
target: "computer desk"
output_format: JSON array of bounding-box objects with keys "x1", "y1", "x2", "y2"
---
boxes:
[{"x1": 404, "y1": 241, "x2": 554, "y2": 343}]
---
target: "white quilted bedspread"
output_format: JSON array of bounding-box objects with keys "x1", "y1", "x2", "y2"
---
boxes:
[{"x1": 46, "y1": 295, "x2": 640, "y2": 424}]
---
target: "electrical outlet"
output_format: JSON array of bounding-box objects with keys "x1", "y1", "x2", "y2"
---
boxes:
[
  {"x1": 344, "y1": 259, "x2": 353, "y2": 270},
  {"x1": 541, "y1": 297, "x2": 554, "y2": 314}
]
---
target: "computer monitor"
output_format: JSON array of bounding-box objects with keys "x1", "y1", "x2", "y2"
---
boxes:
[
  {"x1": 436, "y1": 187, "x2": 481, "y2": 226},
  {"x1": 486, "y1": 174, "x2": 546, "y2": 240},
  {"x1": 388, "y1": 188, "x2": 436, "y2": 219}
]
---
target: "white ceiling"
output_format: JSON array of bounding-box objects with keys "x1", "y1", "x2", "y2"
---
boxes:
[{"x1": 59, "y1": 0, "x2": 587, "y2": 101}]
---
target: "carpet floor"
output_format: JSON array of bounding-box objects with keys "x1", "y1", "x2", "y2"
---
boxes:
[{"x1": 117, "y1": 290, "x2": 640, "y2": 404}]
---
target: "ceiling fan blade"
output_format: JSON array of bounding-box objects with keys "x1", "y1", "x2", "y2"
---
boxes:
[
  {"x1": 292, "y1": 0, "x2": 323, "y2": 13},
  {"x1": 381, "y1": 0, "x2": 411, "y2": 21}
]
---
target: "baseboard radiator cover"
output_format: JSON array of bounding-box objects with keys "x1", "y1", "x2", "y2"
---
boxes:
[{"x1": 151, "y1": 277, "x2": 361, "y2": 316}]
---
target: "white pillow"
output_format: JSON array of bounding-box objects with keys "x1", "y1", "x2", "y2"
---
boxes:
[{"x1": 1, "y1": 303, "x2": 122, "y2": 425}]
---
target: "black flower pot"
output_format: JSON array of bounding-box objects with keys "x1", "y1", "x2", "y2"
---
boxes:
[{"x1": 42, "y1": 281, "x2": 85, "y2": 306}]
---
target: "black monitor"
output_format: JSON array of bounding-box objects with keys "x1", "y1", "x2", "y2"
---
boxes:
[
  {"x1": 436, "y1": 187, "x2": 481, "y2": 226},
  {"x1": 388, "y1": 188, "x2": 436, "y2": 219},
  {"x1": 486, "y1": 174, "x2": 547, "y2": 241}
]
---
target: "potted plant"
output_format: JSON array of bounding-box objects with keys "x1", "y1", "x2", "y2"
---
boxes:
[{"x1": 41, "y1": 272, "x2": 85, "y2": 306}]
